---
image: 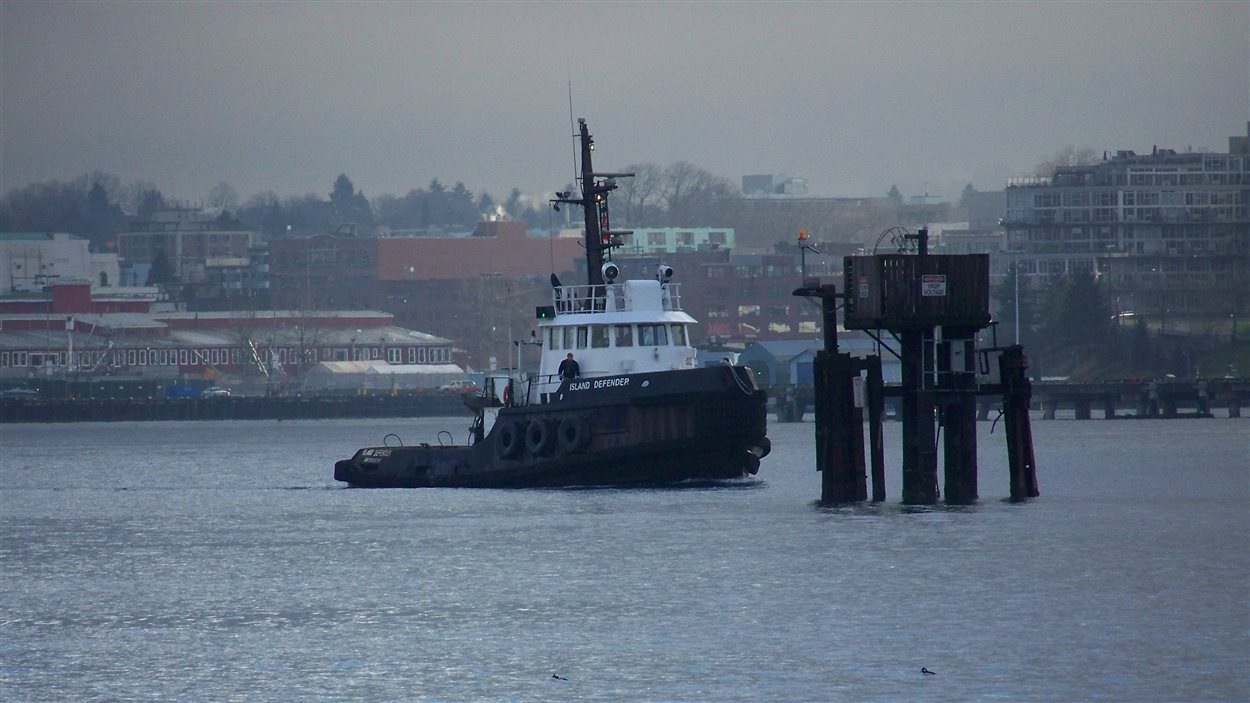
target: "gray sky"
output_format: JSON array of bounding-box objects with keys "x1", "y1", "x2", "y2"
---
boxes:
[{"x1": 2, "y1": 1, "x2": 1247, "y2": 207}]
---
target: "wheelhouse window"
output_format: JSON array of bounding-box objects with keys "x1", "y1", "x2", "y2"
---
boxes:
[
  {"x1": 614, "y1": 324, "x2": 634, "y2": 347},
  {"x1": 576, "y1": 326, "x2": 588, "y2": 349},
  {"x1": 591, "y1": 325, "x2": 610, "y2": 348},
  {"x1": 638, "y1": 324, "x2": 669, "y2": 346},
  {"x1": 547, "y1": 328, "x2": 560, "y2": 350},
  {"x1": 670, "y1": 324, "x2": 687, "y2": 346}
]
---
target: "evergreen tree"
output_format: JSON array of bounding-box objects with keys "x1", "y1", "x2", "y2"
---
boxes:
[{"x1": 146, "y1": 249, "x2": 176, "y2": 286}]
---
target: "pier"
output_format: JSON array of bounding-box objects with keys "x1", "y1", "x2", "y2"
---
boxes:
[{"x1": 796, "y1": 228, "x2": 1040, "y2": 506}]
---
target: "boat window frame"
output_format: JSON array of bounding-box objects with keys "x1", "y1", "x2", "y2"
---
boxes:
[
  {"x1": 614, "y1": 324, "x2": 634, "y2": 347},
  {"x1": 576, "y1": 326, "x2": 588, "y2": 349},
  {"x1": 638, "y1": 324, "x2": 669, "y2": 347},
  {"x1": 670, "y1": 324, "x2": 687, "y2": 347},
  {"x1": 591, "y1": 325, "x2": 610, "y2": 348},
  {"x1": 547, "y1": 328, "x2": 560, "y2": 351}
]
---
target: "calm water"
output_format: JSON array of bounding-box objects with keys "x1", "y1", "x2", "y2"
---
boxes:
[{"x1": 1, "y1": 416, "x2": 1247, "y2": 702}]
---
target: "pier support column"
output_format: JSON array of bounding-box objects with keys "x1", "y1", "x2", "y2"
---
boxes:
[
  {"x1": 1103, "y1": 398, "x2": 1117, "y2": 419},
  {"x1": 901, "y1": 329, "x2": 939, "y2": 505},
  {"x1": 938, "y1": 328, "x2": 978, "y2": 505},
  {"x1": 864, "y1": 355, "x2": 886, "y2": 503},
  {"x1": 942, "y1": 391, "x2": 979, "y2": 504},
  {"x1": 1230, "y1": 397, "x2": 1242, "y2": 418},
  {"x1": 814, "y1": 351, "x2": 867, "y2": 504},
  {"x1": 1074, "y1": 399, "x2": 1091, "y2": 420},
  {"x1": 1000, "y1": 345, "x2": 1039, "y2": 501}
]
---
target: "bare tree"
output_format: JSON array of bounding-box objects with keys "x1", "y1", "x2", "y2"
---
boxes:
[
  {"x1": 1032, "y1": 146, "x2": 1099, "y2": 177},
  {"x1": 208, "y1": 182, "x2": 240, "y2": 210},
  {"x1": 616, "y1": 162, "x2": 664, "y2": 227}
]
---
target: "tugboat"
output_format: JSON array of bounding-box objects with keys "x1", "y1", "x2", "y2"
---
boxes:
[{"x1": 333, "y1": 119, "x2": 770, "y2": 487}]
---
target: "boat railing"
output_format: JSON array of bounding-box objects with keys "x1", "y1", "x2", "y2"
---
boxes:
[{"x1": 552, "y1": 283, "x2": 682, "y2": 314}]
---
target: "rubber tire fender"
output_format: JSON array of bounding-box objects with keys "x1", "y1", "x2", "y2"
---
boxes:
[
  {"x1": 556, "y1": 415, "x2": 590, "y2": 454},
  {"x1": 496, "y1": 420, "x2": 524, "y2": 459},
  {"x1": 525, "y1": 418, "x2": 555, "y2": 457}
]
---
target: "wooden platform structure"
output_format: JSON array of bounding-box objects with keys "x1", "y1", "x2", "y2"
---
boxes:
[{"x1": 795, "y1": 228, "x2": 1039, "y2": 505}]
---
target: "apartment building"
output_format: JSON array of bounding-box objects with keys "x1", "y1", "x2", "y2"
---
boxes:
[{"x1": 1002, "y1": 124, "x2": 1249, "y2": 320}]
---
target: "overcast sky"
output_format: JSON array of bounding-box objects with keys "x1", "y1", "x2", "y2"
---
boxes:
[{"x1": 2, "y1": 1, "x2": 1246, "y2": 207}]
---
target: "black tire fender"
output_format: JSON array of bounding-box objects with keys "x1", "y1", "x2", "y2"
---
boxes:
[
  {"x1": 496, "y1": 420, "x2": 523, "y2": 459},
  {"x1": 525, "y1": 418, "x2": 555, "y2": 456},
  {"x1": 556, "y1": 415, "x2": 590, "y2": 454}
]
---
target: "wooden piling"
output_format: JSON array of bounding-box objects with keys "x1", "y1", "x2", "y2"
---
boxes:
[
  {"x1": 901, "y1": 329, "x2": 939, "y2": 504},
  {"x1": 814, "y1": 351, "x2": 867, "y2": 503},
  {"x1": 938, "y1": 329, "x2": 979, "y2": 504},
  {"x1": 864, "y1": 355, "x2": 886, "y2": 502},
  {"x1": 1000, "y1": 345, "x2": 1039, "y2": 500}
]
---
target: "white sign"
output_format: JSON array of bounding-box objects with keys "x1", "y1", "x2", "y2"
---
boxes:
[{"x1": 921, "y1": 274, "x2": 947, "y2": 297}]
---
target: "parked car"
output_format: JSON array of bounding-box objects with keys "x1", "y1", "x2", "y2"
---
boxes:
[
  {"x1": 201, "y1": 386, "x2": 232, "y2": 398},
  {"x1": 437, "y1": 380, "x2": 479, "y2": 394}
]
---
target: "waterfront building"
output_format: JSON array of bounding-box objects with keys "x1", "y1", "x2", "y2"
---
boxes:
[
  {"x1": 616, "y1": 227, "x2": 735, "y2": 255},
  {"x1": 0, "y1": 282, "x2": 456, "y2": 387},
  {"x1": 115, "y1": 206, "x2": 262, "y2": 292},
  {"x1": 1, "y1": 232, "x2": 121, "y2": 292},
  {"x1": 1001, "y1": 124, "x2": 1249, "y2": 323}
]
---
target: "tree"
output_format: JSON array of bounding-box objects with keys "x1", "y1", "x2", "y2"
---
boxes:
[
  {"x1": 887, "y1": 184, "x2": 903, "y2": 204},
  {"x1": 136, "y1": 189, "x2": 168, "y2": 220},
  {"x1": 207, "y1": 182, "x2": 239, "y2": 210},
  {"x1": 993, "y1": 263, "x2": 1037, "y2": 348},
  {"x1": 1032, "y1": 146, "x2": 1099, "y2": 178},
  {"x1": 617, "y1": 163, "x2": 664, "y2": 227},
  {"x1": 329, "y1": 174, "x2": 372, "y2": 230},
  {"x1": 146, "y1": 249, "x2": 177, "y2": 286}
]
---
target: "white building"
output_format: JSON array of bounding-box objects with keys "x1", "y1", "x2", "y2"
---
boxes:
[{"x1": 1, "y1": 232, "x2": 121, "y2": 292}]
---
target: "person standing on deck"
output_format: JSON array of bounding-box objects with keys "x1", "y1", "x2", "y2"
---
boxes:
[{"x1": 558, "y1": 352, "x2": 580, "y2": 380}]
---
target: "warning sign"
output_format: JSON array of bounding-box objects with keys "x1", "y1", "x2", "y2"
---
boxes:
[{"x1": 921, "y1": 274, "x2": 947, "y2": 297}]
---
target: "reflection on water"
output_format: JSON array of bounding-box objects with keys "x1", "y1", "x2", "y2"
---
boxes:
[{"x1": 1, "y1": 417, "x2": 1247, "y2": 702}]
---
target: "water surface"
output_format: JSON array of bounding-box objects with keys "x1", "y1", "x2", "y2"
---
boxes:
[{"x1": 2, "y1": 417, "x2": 1247, "y2": 701}]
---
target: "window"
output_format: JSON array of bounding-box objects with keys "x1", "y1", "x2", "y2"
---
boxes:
[
  {"x1": 670, "y1": 324, "x2": 687, "y2": 346},
  {"x1": 563, "y1": 327, "x2": 576, "y2": 350},
  {"x1": 676, "y1": 231, "x2": 694, "y2": 246},
  {"x1": 576, "y1": 326, "x2": 588, "y2": 349},
  {"x1": 0, "y1": 352, "x2": 8, "y2": 366},
  {"x1": 179, "y1": 349, "x2": 189, "y2": 365},
  {"x1": 738, "y1": 304, "x2": 760, "y2": 317},
  {"x1": 648, "y1": 231, "x2": 667, "y2": 246},
  {"x1": 388, "y1": 348, "x2": 401, "y2": 364},
  {"x1": 418, "y1": 347, "x2": 427, "y2": 363},
  {"x1": 615, "y1": 325, "x2": 634, "y2": 347},
  {"x1": 127, "y1": 350, "x2": 137, "y2": 366},
  {"x1": 708, "y1": 231, "x2": 727, "y2": 245},
  {"x1": 591, "y1": 325, "x2": 610, "y2": 348},
  {"x1": 139, "y1": 350, "x2": 148, "y2": 366},
  {"x1": 547, "y1": 328, "x2": 560, "y2": 350},
  {"x1": 638, "y1": 324, "x2": 669, "y2": 346},
  {"x1": 370, "y1": 347, "x2": 380, "y2": 360}
]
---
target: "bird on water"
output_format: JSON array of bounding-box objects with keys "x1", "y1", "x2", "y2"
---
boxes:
[
  {"x1": 921, "y1": 667, "x2": 937, "y2": 675},
  {"x1": 551, "y1": 674, "x2": 568, "y2": 681}
]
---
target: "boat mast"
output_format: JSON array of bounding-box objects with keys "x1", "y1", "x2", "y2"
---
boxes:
[{"x1": 552, "y1": 118, "x2": 632, "y2": 286}]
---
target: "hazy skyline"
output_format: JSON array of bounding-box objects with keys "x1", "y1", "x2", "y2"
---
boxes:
[{"x1": 2, "y1": 1, "x2": 1247, "y2": 207}]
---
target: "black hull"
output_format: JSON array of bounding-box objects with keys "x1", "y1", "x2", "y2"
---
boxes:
[{"x1": 334, "y1": 366, "x2": 769, "y2": 488}]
